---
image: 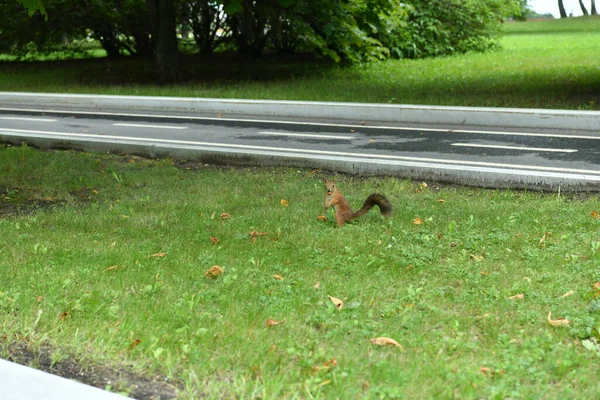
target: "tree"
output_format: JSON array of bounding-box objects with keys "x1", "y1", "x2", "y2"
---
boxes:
[
  {"x1": 558, "y1": 0, "x2": 567, "y2": 17},
  {"x1": 578, "y1": 0, "x2": 589, "y2": 15},
  {"x1": 591, "y1": 0, "x2": 598, "y2": 15},
  {"x1": 146, "y1": 0, "x2": 181, "y2": 83}
]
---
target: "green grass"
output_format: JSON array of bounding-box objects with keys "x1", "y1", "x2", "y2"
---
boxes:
[
  {"x1": 2, "y1": 144, "x2": 600, "y2": 398},
  {"x1": 0, "y1": 16, "x2": 599, "y2": 109}
]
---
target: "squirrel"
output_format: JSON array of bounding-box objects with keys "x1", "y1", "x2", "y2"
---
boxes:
[{"x1": 323, "y1": 178, "x2": 392, "y2": 227}]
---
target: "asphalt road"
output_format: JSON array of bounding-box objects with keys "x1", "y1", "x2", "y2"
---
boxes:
[{"x1": 1, "y1": 104, "x2": 600, "y2": 191}]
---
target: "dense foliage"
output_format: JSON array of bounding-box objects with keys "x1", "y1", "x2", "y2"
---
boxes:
[{"x1": 1, "y1": 0, "x2": 520, "y2": 62}]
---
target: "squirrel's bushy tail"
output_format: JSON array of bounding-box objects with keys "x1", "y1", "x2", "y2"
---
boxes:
[{"x1": 352, "y1": 193, "x2": 392, "y2": 219}]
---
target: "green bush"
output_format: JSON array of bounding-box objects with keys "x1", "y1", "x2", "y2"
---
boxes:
[{"x1": 401, "y1": 0, "x2": 520, "y2": 58}]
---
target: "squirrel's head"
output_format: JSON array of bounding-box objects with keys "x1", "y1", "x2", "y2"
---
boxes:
[{"x1": 324, "y1": 178, "x2": 335, "y2": 195}]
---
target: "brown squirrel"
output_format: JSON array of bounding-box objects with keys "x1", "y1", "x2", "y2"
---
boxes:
[{"x1": 323, "y1": 178, "x2": 392, "y2": 227}]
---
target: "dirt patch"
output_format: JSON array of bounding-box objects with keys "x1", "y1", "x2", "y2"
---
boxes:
[
  {"x1": 0, "y1": 186, "x2": 96, "y2": 218},
  {"x1": 0, "y1": 187, "x2": 61, "y2": 218},
  {"x1": 4, "y1": 340, "x2": 178, "y2": 399}
]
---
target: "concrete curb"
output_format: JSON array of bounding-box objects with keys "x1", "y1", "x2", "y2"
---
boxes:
[
  {"x1": 0, "y1": 359, "x2": 132, "y2": 400},
  {"x1": 1, "y1": 92, "x2": 599, "y2": 131}
]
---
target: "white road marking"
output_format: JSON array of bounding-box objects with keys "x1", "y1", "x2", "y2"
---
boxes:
[
  {"x1": 113, "y1": 123, "x2": 188, "y2": 130},
  {"x1": 1, "y1": 107, "x2": 599, "y2": 140},
  {"x1": 0, "y1": 116, "x2": 57, "y2": 122},
  {"x1": 451, "y1": 143, "x2": 578, "y2": 153},
  {"x1": 1, "y1": 128, "x2": 599, "y2": 179},
  {"x1": 259, "y1": 131, "x2": 354, "y2": 140}
]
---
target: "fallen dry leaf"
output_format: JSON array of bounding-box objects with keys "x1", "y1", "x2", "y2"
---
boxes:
[
  {"x1": 128, "y1": 339, "x2": 141, "y2": 350},
  {"x1": 104, "y1": 265, "x2": 125, "y2": 272},
  {"x1": 249, "y1": 231, "x2": 269, "y2": 237},
  {"x1": 280, "y1": 199, "x2": 289, "y2": 207},
  {"x1": 480, "y1": 367, "x2": 492, "y2": 376},
  {"x1": 273, "y1": 274, "x2": 285, "y2": 281},
  {"x1": 369, "y1": 139, "x2": 376, "y2": 143},
  {"x1": 210, "y1": 236, "x2": 220, "y2": 244},
  {"x1": 328, "y1": 295, "x2": 344, "y2": 310},
  {"x1": 312, "y1": 359, "x2": 338, "y2": 372},
  {"x1": 413, "y1": 217, "x2": 423, "y2": 225},
  {"x1": 317, "y1": 215, "x2": 327, "y2": 222},
  {"x1": 591, "y1": 210, "x2": 600, "y2": 219},
  {"x1": 314, "y1": 281, "x2": 321, "y2": 290},
  {"x1": 59, "y1": 311, "x2": 70, "y2": 320},
  {"x1": 205, "y1": 265, "x2": 224, "y2": 279},
  {"x1": 369, "y1": 337, "x2": 404, "y2": 350},
  {"x1": 547, "y1": 311, "x2": 570, "y2": 327},
  {"x1": 146, "y1": 252, "x2": 167, "y2": 258},
  {"x1": 220, "y1": 212, "x2": 231, "y2": 219},
  {"x1": 266, "y1": 318, "x2": 286, "y2": 327},
  {"x1": 539, "y1": 232, "x2": 547, "y2": 245},
  {"x1": 437, "y1": 198, "x2": 446, "y2": 203},
  {"x1": 508, "y1": 293, "x2": 524, "y2": 300},
  {"x1": 36, "y1": 296, "x2": 43, "y2": 303},
  {"x1": 594, "y1": 282, "x2": 600, "y2": 290},
  {"x1": 561, "y1": 290, "x2": 575, "y2": 298},
  {"x1": 308, "y1": 169, "x2": 320, "y2": 177}
]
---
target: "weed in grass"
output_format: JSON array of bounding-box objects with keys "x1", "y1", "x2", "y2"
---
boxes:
[{"x1": 1, "y1": 145, "x2": 600, "y2": 398}]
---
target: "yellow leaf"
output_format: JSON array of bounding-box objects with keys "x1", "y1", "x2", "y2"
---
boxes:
[
  {"x1": 413, "y1": 217, "x2": 423, "y2": 225},
  {"x1": 266, "y1": 318, "x2": 286, "y2": 327},
  {"x1": 437, "y1": 199, "x2": 446, "y2": 203},
  {"x1": 205, "y1": 265, "x2": 224, "y2": 279},
  {"x1": 547, "y1": 311, "x2": 570, "y2": 327},
  {"x1": 146, "y1": 252, "x2": 167, "y2": 258},
  {"x1": 561, "y1": 290, "x2": 574, "y2": 298},
  {"x1": 369, "y1": 337, "x2": 404, "y2": 350},
  {"x1": 470, "y1": 254, "x2": 485, "y2": 262},
  {"x1": 328, "y1": 295, "x2": 344, "y2": 310},
  {"x1": 220, "y1": 212, "x2": 231, "y2": 219},
  {"x1": 314, "y1": 281, "x2": 321, "y2": 290},
  {"x1": 317, "y1": 215, "x2": 327, "y2": 222},
  {"x1": 508, "y1": 293, "x2": 524, "y2": 300},
  {"x1": 273, "y1": 274, "x2": 284, "y2": 281},
  {"x1": 280, "y1": 199, "x2": 289, "y2": 207}
]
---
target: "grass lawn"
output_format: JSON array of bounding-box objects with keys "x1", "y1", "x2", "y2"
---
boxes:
[
  {"x1": 2, "y1": 144, "x2": 600, "y2": 398},
  {"x1": 0, "y1": 17, "x2": 599, "y2": 110}
]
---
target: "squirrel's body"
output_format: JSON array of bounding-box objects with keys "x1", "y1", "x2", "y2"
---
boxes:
[{"x1": 323, "y1": 179, "x2": 392, "y2": 227}]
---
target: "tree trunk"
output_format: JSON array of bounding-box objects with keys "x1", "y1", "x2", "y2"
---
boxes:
[
  {"x1": 591, "y1": 0, "x2": 598, "y2": 15},
  {"x1": 558, "y1": 0, "x2": 567, "y2": 17},
  {"x1": 578, "y1": 0, "x2": 590, "y2": 15},
  {"x1": 146, "y1": 0, "x2": 181, "y2": 84}
]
